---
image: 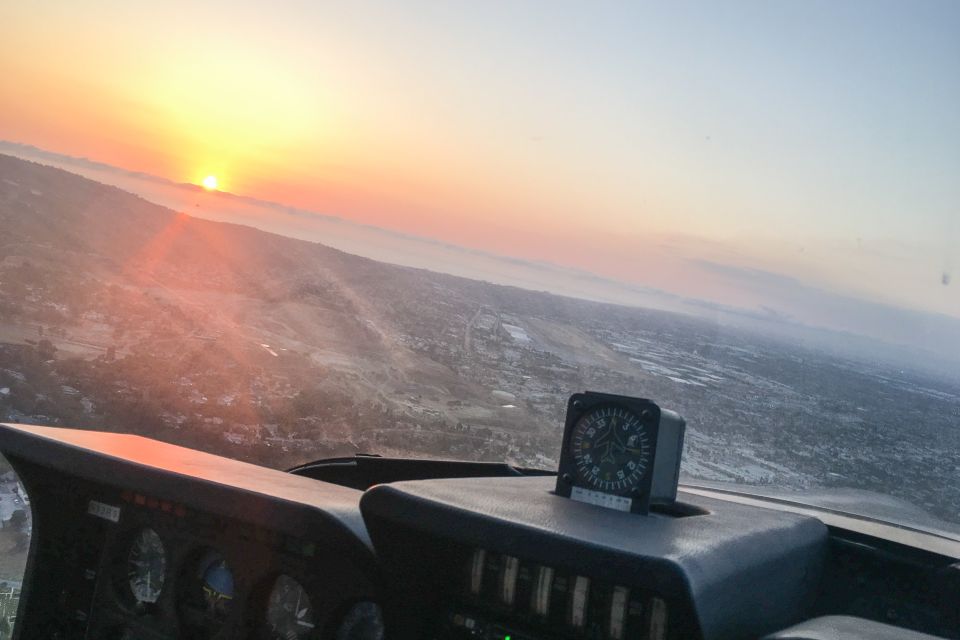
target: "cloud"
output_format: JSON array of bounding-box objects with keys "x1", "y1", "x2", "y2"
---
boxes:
[
  {"x1": 689, "y1": 258, "x2": 960, "y2": 368},
  {"x1": 690, "y1": 259, "x2": 803, "y2": 291}
]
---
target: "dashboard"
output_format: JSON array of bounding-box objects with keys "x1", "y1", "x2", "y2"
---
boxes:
[
  {"x1": 359, "y1": 475, "x2": 826, "y2": 640},
  {"x1": 0, "y1": 424, "x2": 381, "y2": 640},
  {"x1": 1, "y1": 422, "x2": 958, "y2": 640}
]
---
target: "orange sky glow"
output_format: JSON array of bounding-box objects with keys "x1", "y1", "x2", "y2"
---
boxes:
[{"x1": 1, "y1": 1, "x2": 957, "y2": 324}]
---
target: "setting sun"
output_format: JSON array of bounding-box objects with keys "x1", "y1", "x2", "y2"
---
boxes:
[{"x1": 201, "y1": 175, "x2": 218, "y2": 191}]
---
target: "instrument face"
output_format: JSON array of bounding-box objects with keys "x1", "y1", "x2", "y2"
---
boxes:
[
  {"x1": 265, "y1": 574, "x2": 316, "y2": 640},
  {"x1": 569, "y1": 404, "x2": 653, "y2": 494},
  {"x1": 199, "y1": 554, "x2": 235, "y2": 617},
  {"x1": 127, "y1": 527, "x2": 166, "y2": 605},
  {"x1": 556, "y1": 392, "x2": 665, "y2": 514}
]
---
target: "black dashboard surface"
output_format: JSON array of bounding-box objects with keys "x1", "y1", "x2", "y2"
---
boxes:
[
  {"x1": 361, "y1": 475, "x2": 829, "y2": 640},
  {"x1": 0, "y1": 422, "x2": 371, "y2": 552},
  {"x1": 1, "y1": 422, "x2": 957, "y2": 640}
]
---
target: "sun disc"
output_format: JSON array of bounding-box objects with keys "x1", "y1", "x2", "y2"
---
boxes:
[{"x1": 202, "y1": 175, "x2": 218, "y2": 191}]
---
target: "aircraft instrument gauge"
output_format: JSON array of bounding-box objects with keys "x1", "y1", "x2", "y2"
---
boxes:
[
  {"x1": 127, "y1": 527, "x2": 166, "y2": 605},
  {"x1": 556, "y1": 392, "x2": 685, "y2": 514},
  {"x1": 570, "y1": 404, "x2": 653, "y2": 494},
  {"x1": 179, "y1": 549, "x2": 235, "y2": 636},
  {"x1": 335, "y1": 601, "x2": 385, "y2": 640},
  {"x1": 199, "y1": 554, "x2": 235, "y2": 618},
  {"x1": 265, "y1": 575, "x2": 317, "y2": 639}
]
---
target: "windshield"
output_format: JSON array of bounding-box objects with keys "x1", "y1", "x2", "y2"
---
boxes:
[{"x1": 0, "y1": 0, "x2": 957, "y2": 547}]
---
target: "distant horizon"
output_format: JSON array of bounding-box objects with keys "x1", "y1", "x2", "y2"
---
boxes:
[
  {"x1": 3, "y1": 141, "x2": 960, "y2": 377},
  {"x1": 3, "y1": 1, "x2": 957, "y2": 328}
]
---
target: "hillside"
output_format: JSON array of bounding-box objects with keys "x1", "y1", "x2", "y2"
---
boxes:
[{"x1": 0, "y1": 154, "x2": 582, "y2": 467}]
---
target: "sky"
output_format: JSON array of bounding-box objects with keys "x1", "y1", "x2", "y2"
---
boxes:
[{"x1": 1, "y1": 1, "x2": 958, "y2": 328}]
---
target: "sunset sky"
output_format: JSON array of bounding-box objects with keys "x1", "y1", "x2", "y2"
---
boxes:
[{"x1": 1, "y1": 1, "x2": 958, "y2": 321}]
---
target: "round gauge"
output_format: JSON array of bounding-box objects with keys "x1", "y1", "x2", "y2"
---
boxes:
[
  {"x1": 179, "y1": 549, "x2": 236, "y2": 636},
  {"x1": 127, "y1": 527, "x2": 166, "y2": 605},
  {"x1": 335, "y1": 602, "x2": 384, "y2": 640},
  {"x1": 569, "y1": 404, "x2": 652, "y2": 493},
  {"x1": 199, "y1": 554, "x2": 235, "y2": 617},
  {"x1": 265, "y1": 575, "x2": 317, "y2": 639}
]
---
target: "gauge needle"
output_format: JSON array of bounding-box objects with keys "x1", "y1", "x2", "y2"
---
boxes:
[{"x1": 294, "y1": 589, "x2": 314, "y2": 627}]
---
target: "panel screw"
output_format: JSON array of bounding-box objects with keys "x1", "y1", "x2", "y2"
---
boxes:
[
  {"x1": 572, "y1": 400, "x2": 584, "y2": 410},
  {"x1": 561, "y1": 473, "x2": 574, "y2": 484}
]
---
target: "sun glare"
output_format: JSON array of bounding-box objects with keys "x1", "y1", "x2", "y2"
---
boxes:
[{"x1": 202, "y1": 175, "x2": 218, "y2": 191}]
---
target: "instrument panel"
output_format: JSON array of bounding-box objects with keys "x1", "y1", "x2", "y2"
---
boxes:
[
  {"x1": 0, "y1": 424, "x2": 383, "y2": 640},
  {"x1": 436, "y1": 545, "x2": 673, "y2": 640},
  {"x1": 4, "y1": 423, "x2": 958, "y2": 640},
  {"x1": 28, "y1": 473, "x2": 384, "y2": 640},
  {"x1": 360, "y1": 475, "x2": 830, "y2": 640}
]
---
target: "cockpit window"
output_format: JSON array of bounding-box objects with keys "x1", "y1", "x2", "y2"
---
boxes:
[
  {"x1": 0, "y1": 0, "x2": 957, "y2": 547},
  {"x1": 0, "y1": 455, "x2": 30, "y2": 638}
]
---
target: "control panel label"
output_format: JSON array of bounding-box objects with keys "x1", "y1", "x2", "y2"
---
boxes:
[
  {"x1": 87, "y1": 499, "x2": 121, "y2": 522},
  {"x1": 570, "y1": 486, "x2": 632, "y2": 512}
]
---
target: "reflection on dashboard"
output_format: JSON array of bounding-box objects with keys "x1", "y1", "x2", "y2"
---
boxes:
[
  {"x1": 127, "y1": 527, "x2": 166, "y2": 606},
  {"x1": 266, "y1": 574, "x2": 316, "y2": 639}
]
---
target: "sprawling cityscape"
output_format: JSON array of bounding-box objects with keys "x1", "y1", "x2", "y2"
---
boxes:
[{"x1": 1, "y1": 156, "x2": 959, "y2": 630}]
